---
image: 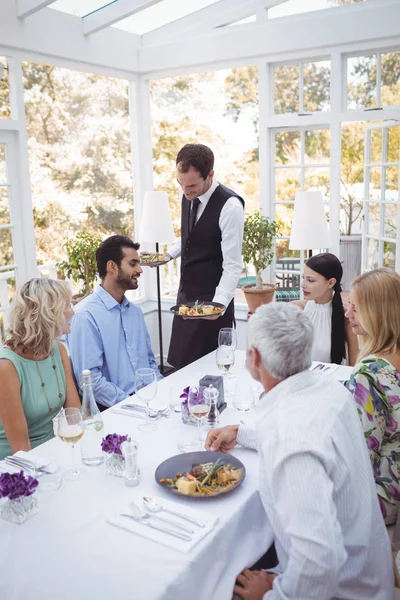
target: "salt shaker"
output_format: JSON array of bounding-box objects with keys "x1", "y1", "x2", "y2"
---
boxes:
[
  {"x1": 205, "y1": 384, "x2": 220, "y2": 429},
  {"x1": 121, "y1": 440, "x2": 140, "y2": 487}
]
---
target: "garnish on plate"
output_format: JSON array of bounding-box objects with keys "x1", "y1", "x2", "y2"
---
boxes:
[{"x1": 159, "y1": 459, "x2": 243, "y2": 496}]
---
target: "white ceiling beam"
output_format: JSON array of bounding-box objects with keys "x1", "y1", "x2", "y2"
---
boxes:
[
  {"x1": 142, "y1": 0, "x2": 287, "y2": 46},
  {"x1": 17, "y1": 0, "x2": 55, "y2": 19},
  {"x1": 83, "y1": 0, "x2": 163, "y2": 36}
]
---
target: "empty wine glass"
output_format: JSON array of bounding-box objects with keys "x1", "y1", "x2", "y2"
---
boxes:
[
  {"x1": 135, "y1": 368, "x2": 158, "y2": 432},
  {"x1": 188, "y1": 386, "x2": 211, "y2": 450},
  {"x1": 57, "y1": 407, "x2": 85, "y2": 481},
  {"x1": 218, "y1": 327, "x2": 237, "y2": 350}
]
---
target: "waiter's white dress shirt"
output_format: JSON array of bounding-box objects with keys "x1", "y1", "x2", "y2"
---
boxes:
[
  {"x1": 168, "y1": 178, "x2": 244, "y2": 308},
  {"x1": 237, "y1": 370, "x2": 393, "y2": 600}
]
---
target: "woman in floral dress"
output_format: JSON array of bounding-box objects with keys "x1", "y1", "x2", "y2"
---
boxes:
[{"x1": 345, "y1": 268, "x2": 400, "y2": 524}]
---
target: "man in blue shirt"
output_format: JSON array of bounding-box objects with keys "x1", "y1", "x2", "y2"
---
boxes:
[{"x1": 67, "y1": 235, "x2": 161, "y2": 409}]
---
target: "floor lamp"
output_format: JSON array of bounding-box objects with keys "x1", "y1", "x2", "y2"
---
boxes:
[
  {"x1": 139, "y1": 191, "x2": 175, "y2": 375},
  {"x1": 289, "y1": 191, "x2": 331, "y2": 297}
]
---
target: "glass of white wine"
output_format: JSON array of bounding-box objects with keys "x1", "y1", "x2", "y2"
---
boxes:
[
  {"x1": 57, "y1": 407, "x2": 85, "y2": 481},
  {"x1": 135, "y1": 368, "x2": 158, "y2": 432},
  {"x1": 188, "y1": 386, "x2": 211, "y2": 450}
]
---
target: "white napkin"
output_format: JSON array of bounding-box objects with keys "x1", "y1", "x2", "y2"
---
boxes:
[
  {"x1": 0, "y1": 451, "x2": 58, "y2": 475},
  {"x1": 108, "y1": 494, "x2": 218, "y2": 553}
]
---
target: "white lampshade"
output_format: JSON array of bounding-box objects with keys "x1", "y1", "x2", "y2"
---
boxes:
[
  {"x1": 289, "y1": 191, "x2": 331, "y2": 250},
  {"x1": 138, "y1": 191, "x2": 175, "y2": 243}
]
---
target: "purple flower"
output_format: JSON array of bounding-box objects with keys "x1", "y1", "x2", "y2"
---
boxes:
[
  {"x1": 367, "y1": 435, "x2": 380, "y2": 452},
  {"x1": 387, "y1": 394, "x2": 400, "y2": 406},
  {"x1": 386, "y1": 414, "x2": 399, "y2": 433},
  {"x1": 180, "y1": 386, "x2": 204, "y2": 408},
  {"x1": 101, "y1": 433, "x2": 129, "y2": 455},
  {"x1": 388, "y1": 485, "x2": 400, "y2": 502},
  {"x1": 0, "y1": 471, "x2": 39, "y2": 500}
]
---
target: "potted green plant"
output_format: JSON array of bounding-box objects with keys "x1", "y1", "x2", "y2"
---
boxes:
[
  {"x1": 56, "y1": 231, "x2": 102, "y2": 301},
  {"x1": 242, "y1": 211, "x2": 281, "y2": 313}
]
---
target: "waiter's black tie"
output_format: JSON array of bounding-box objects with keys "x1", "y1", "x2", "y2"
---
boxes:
[{"x1": 189, "y1": 198, "x2": 200, "y2": 233}]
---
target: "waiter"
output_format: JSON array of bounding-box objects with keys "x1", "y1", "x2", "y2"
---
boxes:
[{"x1": 166, "y1": 144, "x2": 244, "y2": 369}]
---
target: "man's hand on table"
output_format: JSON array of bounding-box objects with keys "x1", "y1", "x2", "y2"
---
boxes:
[
  {"x1": 234, "y1": 570, "x2": 276, "y2": 600},
  {"x1": 205, "y1": 424, "x2": 239, "y2": 452}
]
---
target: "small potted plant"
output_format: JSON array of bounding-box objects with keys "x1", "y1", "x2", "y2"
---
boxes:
[
  {"x1": 242, "y1": 211, "x2": 281, "y2": 313},
  {"x1": 56, "y1": 231, "x2": 102, "y2": 302},
  {"x1": 0, "y1": 471, "x2": 39, "y2": 524},
  {"x1": 101, "y1": 433, "x2": 130, "y2": 477}
]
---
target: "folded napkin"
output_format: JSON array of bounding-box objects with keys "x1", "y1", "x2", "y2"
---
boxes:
[
  {"x1": 0, "y1": 451, "x2": 58, "y2": 475},
  {"x1": 108, "y1": 494, "x2": 218, "y2": 553}
]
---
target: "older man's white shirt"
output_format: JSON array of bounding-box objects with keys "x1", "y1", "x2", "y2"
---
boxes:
[{"x1": 237, "y1": 370, "x2": 393, "y2": 600}]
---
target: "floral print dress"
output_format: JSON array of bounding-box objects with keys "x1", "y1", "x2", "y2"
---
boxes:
[{"x1": 345, "y1": 355, "x2": 400, "y2": 525}]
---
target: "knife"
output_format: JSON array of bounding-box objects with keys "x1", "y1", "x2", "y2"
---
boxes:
[{"x1": 119, "y1": 513, "x2": 192, "y2": 541}]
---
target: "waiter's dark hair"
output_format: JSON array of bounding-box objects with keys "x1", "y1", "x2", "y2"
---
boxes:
[
  {"x1": 96, "y1": 235, "x2": 140, "y2": 279},
  {"x1": 306, "y1": 252, "x2": 346, "y2": 365},
  {"x1": 176, "y1": 144, "x2": 214, "y2": 180}
]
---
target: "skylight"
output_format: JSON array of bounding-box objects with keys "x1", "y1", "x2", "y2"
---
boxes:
[{"x1": 269, "y1": 0, "x2": 365, "y2": 20}]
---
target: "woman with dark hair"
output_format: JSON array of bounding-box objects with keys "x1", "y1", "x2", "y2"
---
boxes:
[{"x1": 292, "y1": 253, "x2": 358, "y2": 365}]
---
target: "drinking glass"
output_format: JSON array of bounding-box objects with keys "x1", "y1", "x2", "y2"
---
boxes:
[
  {"x1": 135, "y1": 368, "x2": 158, "y2": 432},
  {"x1": 188, "y1": 386, "x2": 211, "y2": 450},
  {"x1": 57, "y1": 407, "x2": 85, "y2": 481},
  {"x1": 169, "y1": 384, "x2": 182, "y2": 414},
  {"x1": 218, "y1": 327, "x2": 237, "y2": 350}
]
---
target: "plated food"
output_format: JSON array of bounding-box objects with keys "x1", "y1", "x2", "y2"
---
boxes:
[
  {"x1": 156, "y1": 451, "x2": 245, "y2": 498},
  {"x1": 170, "y1": 300, "x2": 224, "y2": 319},
  {"x1": 140, "y1": 253, "x2": 168, "y2": 266}
]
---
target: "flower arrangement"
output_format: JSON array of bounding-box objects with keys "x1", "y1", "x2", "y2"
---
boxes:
[
  {"x1": 101, "y1": 433, "x2": 129, "y2": 456},
  {"x1": 180, "y1": 386, "x2": 204, "y2": 425},
  {"x1": 0, "y1": 471, "x2": 39, "y2": 500},
  {"x1": 0, "y1": 471, "x2": 39, "y2": 524}
]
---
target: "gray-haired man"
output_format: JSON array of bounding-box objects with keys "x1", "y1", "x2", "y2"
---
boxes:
[{"x1": 206, "y1": 303, "x2": 393, "y2": 600}]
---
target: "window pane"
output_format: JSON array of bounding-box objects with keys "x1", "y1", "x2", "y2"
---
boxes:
[
  {"x1": 366, "y1": 203, "x2": 380, "y2": 236},
  {"x1": 370, "y1": 129, "x2": 382, "y2": 164},
  {"x1": 0, "y1": 228, "x2": 14, "y2": 267},
  {"x1": 269, "y1": 0, "x2": 365, "y2": 19},
  {"x1": 303, "y1": 61, "x2": 330, "y2": 112},
  {"x1": 305, "y1": 129, "x2": 330, "y2": 164},
  {"x1": 383, "y1": 241, "x2": 396, "y2": 269},
  {"x1": 0, "y1": 187, "x2": 11, "y2": 225},
  {"x1": 368, "y1": 167, "x2": 381, "y2": 201},
  {"x1": 275, "y1": 238, "x2": 300, "y2": 262},
  {"x1": 275, "y1": 131, "x2": 301, "y2": 165},
  {"x1": 384, "y1": 204, "x2": 397, "y2": 239},
  {"x1": 304, "y1": 167, "x2": 330, "y2": 200},
  {"x1": 366, "y1": 237, "x2": 379, "y2": 270},
  {"x1": 0, "y1": 276, "x2": 16, "y2": 338},
  {"x1": 0, "y1": 57, "x2": 10, "y2": 119},
  {"x1": 341, "y1": 122, "x2": 364, "y2": 236},
  {"x1": 0, "y1": 145, "x2": 6, "y2": 184},
  {"x1": 381, "y1": 52, "x2": 400, "y2": 107},
  {"x1": 275, "y1": 203, "x2": 294, "y2": 236},
  {"x1": 347, "y1": 55, "x2": 377, "y2": 109},
  {"x1": 274, "y1": 65, "x2": 300, "y2": 114},
  {"x1": 385, "y1": 166, "x2": 399, "y2": 202},
  {"x1": 387, "y1": 126, "x2": 400, "y2": 163},
  {"x1": 275, "y1": 168, "x2": 301, "y2": 202}
]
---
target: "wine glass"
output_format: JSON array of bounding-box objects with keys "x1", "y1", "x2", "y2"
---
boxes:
[
  {"x1": 57, "y1": 407, "x2": 85, "y2": 481},
  {"x1": 188, "y1": 386, "x2": 211, "y2": 450},
  {"x1": 218, "y1": 327, "x2": 237, "y2": 350},
  {"x1": 135, "y1": 368, "x2": 158, "y2": 432}
]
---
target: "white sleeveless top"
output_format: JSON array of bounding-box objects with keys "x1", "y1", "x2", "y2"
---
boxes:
[{"x1": 304, "y1": 299, "x2": 332, "y2": 363}]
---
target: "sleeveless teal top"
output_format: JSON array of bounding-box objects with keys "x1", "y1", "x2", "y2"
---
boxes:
[{"x1": 0, "y1": 341, "x2": 66, "y2": 460}]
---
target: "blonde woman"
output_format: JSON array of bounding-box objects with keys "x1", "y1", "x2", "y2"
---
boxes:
[
  {"x1": 345, "y1": 268, "x2": 400, "y2": 524},
  {"x1": 0, "y1": 278, "x2": 81, "y2": 459}
]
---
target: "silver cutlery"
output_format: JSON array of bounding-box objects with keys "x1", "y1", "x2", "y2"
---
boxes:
[
  {"x1": 125, "y1": 502, "x2": 193, "y2": 541},
  {"x1": 142, "y1": 496, "x2": 205, "y2": 528},
  {"x1": 119, "y1": 406, "x2": 161, "y2": 420},
  {"x1": 121, "y1": 404, "x2": 170, "y2": 418},
  {"x1": 5, "y1": 456, "x2": 52, "y2": 475},
  {"x1": 119, "y1": 513, "x2": 192, "y2": 541},
  {"x1": 141, "y1": 498, "x2": 195, "y2": 533}
]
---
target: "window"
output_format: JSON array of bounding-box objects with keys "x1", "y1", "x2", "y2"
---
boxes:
[
  {"x1": 273, "y1": 60, "x2": 331, "y2": 114},
  {"x1": 0, "y1": 57, "x2": 10, "y2": 119},
  {"x1": 347, "y1": 51, "x2": 400, "y2": 109},
  {"x1": 269, "y1": 0, "x2": 364, "y2": 19},
  {"x1": 273, "y1": 127, "x2": 330, "y2": 280}
]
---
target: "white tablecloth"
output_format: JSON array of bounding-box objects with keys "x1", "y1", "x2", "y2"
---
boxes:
[
  {"x1": 0, "y1": 351, "x2": 353, "y2": 600},
  {"x1": 0, "y1": 350, "x2": 272, "y2": 600}
]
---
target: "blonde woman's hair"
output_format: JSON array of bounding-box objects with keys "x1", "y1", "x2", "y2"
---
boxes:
[
  {"x1": 351, "y1": 267, "x2": 400, "y2": 361},
  {"x1": 4, "y1": 278, "x2": 72, "y2": 358}
]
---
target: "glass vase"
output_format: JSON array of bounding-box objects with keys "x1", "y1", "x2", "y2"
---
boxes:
[
  {"x1": 104, "y1": 452, "x2": 125, "y2": 477},
  {"x1": 0, "y1": 494, "x2": 38, "y2": 524}
]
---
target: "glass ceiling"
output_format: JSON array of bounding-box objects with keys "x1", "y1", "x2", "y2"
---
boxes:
[{"x1": 269, "y1": 0, "x2": 365, "y2": 19}]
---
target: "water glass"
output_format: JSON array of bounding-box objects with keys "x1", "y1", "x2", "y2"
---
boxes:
[
  {"x1": 121, "y1": 440, "x2": 140, "y2": 487},
  {"x1": 188, "y1": 386, "x2": 211, "y2": 450},
  {"x1": 135, "y1": 368, "x2": 158, "y2": 432},
  {"x1": 218, "y1": 327, "x2": 237, "y2": 349}
]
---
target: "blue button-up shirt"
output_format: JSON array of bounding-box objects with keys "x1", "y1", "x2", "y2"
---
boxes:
[{"x1": 67, "y1": 286, "x2": 161, "y2": 407}]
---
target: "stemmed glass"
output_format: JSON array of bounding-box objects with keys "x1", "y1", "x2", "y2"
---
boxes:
[
  {"x1": 218, "y1": 327, "x2": 237, "y2": 350},
  {"x1": 135, "y1": 368, "x2": 158, "y2": 432},
  {"x1": 57, "y1": 407, "x2": 85, "y2": 481},
  {"x1": 188, "y1": 386, "x2": 211, "y2": 450}
]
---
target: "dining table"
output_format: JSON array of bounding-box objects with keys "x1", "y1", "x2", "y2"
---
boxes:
[{"x1": 0, "y1": 350, "x2": 353, "y2": 600}]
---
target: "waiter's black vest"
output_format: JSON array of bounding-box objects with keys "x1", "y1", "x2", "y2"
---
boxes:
[{"x1": 179, "y1": 183, "x2": 244, "y2": 300}]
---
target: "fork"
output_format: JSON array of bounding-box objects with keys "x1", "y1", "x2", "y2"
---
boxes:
[
  {"x1": 130, "y1": 501, "x2": 194, "y2": 534},
  {"x1": 5, "y1": 456, "x2": 52, "y2": 475}
]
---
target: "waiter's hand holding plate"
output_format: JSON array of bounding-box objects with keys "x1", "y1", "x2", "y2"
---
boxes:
[
  {"x1": 140, "y1": 252, "x2": 172, "y2": 267},
  {"x1": 170, "y1": 301, "x2": 225, "y2": 320}
]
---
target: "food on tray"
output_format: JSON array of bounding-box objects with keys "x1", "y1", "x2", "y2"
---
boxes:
[
  {"x1": 140, "y1": 253, "x2": 166, "y2": 264},
  {"x1": 159, "y1": 459, "x2": 243, "y2": 496},
  {"x1": 177, "y1": 300, "x2": 223, "y2": 317}
]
